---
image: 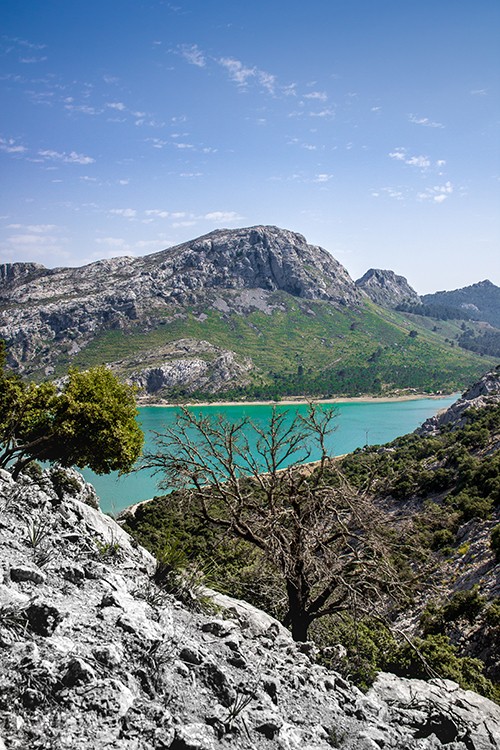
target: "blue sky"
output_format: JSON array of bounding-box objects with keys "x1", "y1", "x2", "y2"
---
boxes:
[{"x1": 1, "y1": 0, "x2": 498, "y2": 294}]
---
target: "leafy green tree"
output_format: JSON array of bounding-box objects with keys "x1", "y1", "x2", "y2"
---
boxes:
[{"x1": 0, "y1": 354, "x2": 143, "y2": 478}]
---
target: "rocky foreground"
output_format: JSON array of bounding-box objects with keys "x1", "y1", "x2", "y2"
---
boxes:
[{"x1": 1, "y1": 468, "x2": 500, "y2": 749}]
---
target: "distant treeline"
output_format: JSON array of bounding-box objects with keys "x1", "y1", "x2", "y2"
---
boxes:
[
  {"x1": 458, "y1": 329, "x2": 500, "y2": 358},
  {"x1": 395, "y1": 302, "x2": 476, "y2": 321}
]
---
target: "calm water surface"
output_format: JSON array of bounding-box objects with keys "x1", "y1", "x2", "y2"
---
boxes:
[{"x1": 84, "y1": 396, "x2": 456, "y2": 514}]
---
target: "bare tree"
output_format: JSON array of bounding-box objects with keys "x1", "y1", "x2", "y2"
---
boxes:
[{"x1": 144, "y1": 404, "x2": 406, "y2": 641}]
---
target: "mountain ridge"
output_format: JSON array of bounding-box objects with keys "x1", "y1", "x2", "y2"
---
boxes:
[{"x1": 1, "y1": 225, "x2": 496, "y2": 398}]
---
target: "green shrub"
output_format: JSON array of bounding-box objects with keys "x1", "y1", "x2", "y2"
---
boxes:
[
  {"x1": 442, "y1": 586, "x2": 485, "y2": 624},
  {"x1": 431, "y1": 529, "x2": 455, "y2": 550},
  {"x1": 385, "y1": 633, "x2": 496, "y2": 699},
  {"x1": 491, "y1": 525, "x2": 500, "y2": 561},
  {"x1": 447, "y1": 491, "x2": 492, "y2": 521}
]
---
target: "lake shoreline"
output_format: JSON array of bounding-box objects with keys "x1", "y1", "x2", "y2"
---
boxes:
[{"x1": 137, "y1": 392, "x2": 458, "y2": 409}]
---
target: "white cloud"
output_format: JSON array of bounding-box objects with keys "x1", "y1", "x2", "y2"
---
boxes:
[
  {"x1": 109, "y1": 208, "x2": 137, "y2": 218},
  {"x1": 172, "y1": 220, "x2": 196, "y2": 228},
  {"x1": 147, "y1": 138, "x2": 168, "y2": 149},
  {"x1": 417, "y1": 181, "x2": 453, "y2": 203},
  {"x1": 20, "y1": 56, "x2": 47, "y2": 64},
  {"x1": 406, "y1": 155, "x2": 431, "y2": 169},
  {"x1": 173, "y1": 142, "x2": 194, "y2": 149},
  {"x1": 304, "y1": 91, "x2": 328, "y2": 101},
  {"x1": 180, "y1": 44, "x2": 206, "y2": 68},
  {"x1": 0, "y1": 137, "x2": 27, "y2": 154},
  {"x1": 313, "y1": 173, "x2": 333, "y2": 183},
  {"x1": 470, "y1": 89, "x2": 487, "y2": 96},
  {"x1": 26, "y1": 224, "x2": 58, "y2": 233},
  {"x1": 64, "y1": 104, "x2": 101, "y2": 115},
  {"x1": 203, "y1": 211, "x2": 242, "y2": 222},
  {"x1": 38, "y1": 149, "x2": 95, "y2": 165},
  {"x1": 106, "y1": 101, "x2": 127, "y2": 111},
  {"x1": 218, "y1": 57, "x2": 276, "y2": 94},
  {"x1": 389, "y1": 148, "x2": 406, "y2": 161},
  {"x1": 409, "y1": 114, "x2": 444, "y2": 128},
  {"x1": 145, "y1": 209, "x2": 170, "y2": 218},
  {"x1": 389, "y1": 148, "x2": 430, "y2": 170},
  {"x1": 309, "y1": 108, "x2": 334, "y2": 118},
  {"x1": 219, "y1": 57, "x2": 256, "y2": 86}
]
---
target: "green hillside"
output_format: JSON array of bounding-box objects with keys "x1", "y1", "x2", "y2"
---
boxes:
[{"x1": 68, "y1": 294, "x2": 496, "y2": 399}]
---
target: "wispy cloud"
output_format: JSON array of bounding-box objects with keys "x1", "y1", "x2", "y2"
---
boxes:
[
  {"x1": 106, "y1": 101, "x2": 127, "y2": 111},
  {"x1": 417, "y1": 181, "x2": 453, "y2": 203},
  {"x1": 179, "y1": 43, "x2": 206, "y2": 68},
  {"x1": 145, "y1": 209, "x2": 170, "y2": 218},
  {"x1": 409, "y1": 114, "x2": 444, "y2": 128},
  {"x1": 38, "y1": 149, "x2": 95, "y2": 165},
  {"x1": 20, "y1": 56, "x2": 47, "y2": 64},
  {"x1": 109, "y1": 208, "x2": 137, "y2": 218},
  {"x1": 0, "y1": 136, "x2": 27, "y2": 154},
  {"x1": 389, "y1": 148, "x2": 430, "y2": 170},
  {"x1": 203, "y1": 211, "x2": 242, "y2": 222},
  {"x1": 218, "y1": 57, "x2": 276, "y2": 93},
  {"x1": 313, "y1": 173, "x2": 333, "y2": 183},
  {"x1": 303, "y1": 91, "x2": 328, "y2": 101}
]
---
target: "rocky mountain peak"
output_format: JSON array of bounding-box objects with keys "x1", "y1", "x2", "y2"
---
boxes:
[
  {"x1": 0, "y1": 262, "x2": 47, "y2": 287},
  {"x1": 0, "y1": 225, "x2": 361, "y2": 377},
  {"x1": 143, "y1": 225, "x2": 361, "y2": 304},
  {"x1": 355, "y1": 268, "x2": 420, "y2": 307}
]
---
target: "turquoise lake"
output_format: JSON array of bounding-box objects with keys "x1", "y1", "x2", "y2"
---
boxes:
[{"x1": 84, "y1": 396, "x2": 457, "y2": 514}]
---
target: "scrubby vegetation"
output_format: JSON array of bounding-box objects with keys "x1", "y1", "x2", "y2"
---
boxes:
[
  {"x1": 123, "y1": 395, "x2": 500, "y2": 701},
  {"x1": 69, "y1": 297, "x2": 495, "y2": 400}
]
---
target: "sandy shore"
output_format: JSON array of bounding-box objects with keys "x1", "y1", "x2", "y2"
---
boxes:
[{"x1": 137, "y1": 392, "x2": 457, "y2": 409}]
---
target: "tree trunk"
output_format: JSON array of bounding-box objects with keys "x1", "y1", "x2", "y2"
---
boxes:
[{"x1": 284, "y1": 579, "x2": 311, "y2": 642}]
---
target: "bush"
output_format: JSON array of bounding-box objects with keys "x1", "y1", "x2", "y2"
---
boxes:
[
  {"x1": 385, "y1": 634, "x2": 496, "y2": 700},
  {"x1": 491, "y1": 525, "x2": 500, "y2": 561}
]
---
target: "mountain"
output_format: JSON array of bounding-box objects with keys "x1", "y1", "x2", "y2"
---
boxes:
[
  {"x1": 355, "y1": 268, "x2": 420, "y2": 307},
  {"x1": 0, "y1": 226, "x2": 495, "y2": 399},
  {"x1": 422, "y1": 280, "x2": 500, "y2": 328},
  {"x1": 1, "y1": 465, "x2": 499, "y2": 748}
]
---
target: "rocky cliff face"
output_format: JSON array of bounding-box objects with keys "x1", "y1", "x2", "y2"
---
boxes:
[
  {"x1": 417, "y1": 366, "x2": 500, "y2": 435},
  {"x1": 355, "y1": 268, "x2": 420, "y2": 307},
  {"x1": 0, "y1": 226, "x2": 361, "y2": 380},
  {"x1": 1, "y1": 467, "x2": 499, "y2": 749}
]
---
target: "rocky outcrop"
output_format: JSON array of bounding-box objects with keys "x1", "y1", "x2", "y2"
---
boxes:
[
  {"x1": 355, "y1": 268, "x2": 420, "y2": 307},
  {"x1": 0, "y1": 226, "x2": 361, "y2": 378},
  {"x1": 417, "y1": 366, "x2": 500, "y2": 435},
  {"x1": 126, "y1": 340, "x2": 253, "y2": 397},
  {"x1": 1, "y1": 467, "x2": 499, "y2": 749}
]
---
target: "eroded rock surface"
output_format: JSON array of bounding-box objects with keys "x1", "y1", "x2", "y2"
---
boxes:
[
  {"x1": 417, "y1": 367, "x2": 500, "y2": 435},
  {"x1": 1, "y1": 468, "x2": 499, "y2": 749},
  {"x1": 355, "y1": 268, "x2": 420, "y2": 307}
]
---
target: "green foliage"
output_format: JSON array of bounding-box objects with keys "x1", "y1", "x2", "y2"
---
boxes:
[
  {"x1": 491, "y1": 525, "x2": 500, "y2": 561},
  {"x1": 67, "y1": 297, "x2": 494, "y2": 400},
  {"x1": 385, "y1": 634, "x2": 497, "y2": 700},
  {"x1": 421, "y1": 587, "x2": 486, "y2": 635},
  {"x1": 0, "y1": 361, "x2": 143, "y2": 477},
  {"x1": 315, "y1": 615, "x2": 398, "y2": 691}
]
